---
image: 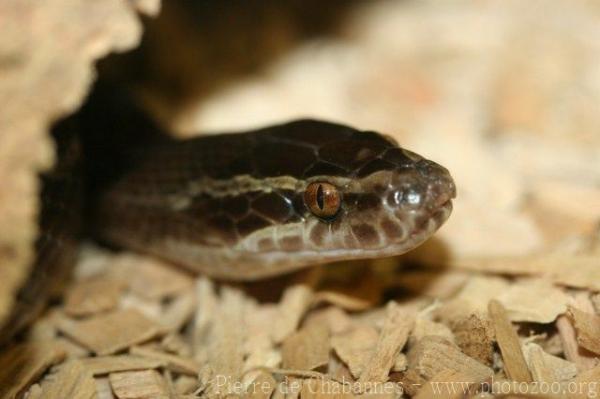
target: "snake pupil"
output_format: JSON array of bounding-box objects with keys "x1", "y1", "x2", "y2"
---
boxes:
[
  {"x1": 316, "y1": 184, "x2": 324, "y2": 210},
  {"x1": 304, "y1": 181, "x2": 341, "y2": 220}
]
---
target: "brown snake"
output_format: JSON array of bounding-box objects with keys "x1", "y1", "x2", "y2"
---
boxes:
[
  {"x1": 0, "y1": 116, "x2": 455, "y2": 344},
  {"x1": 94, "y1": 119, "x2": 456, "y2": 280}
]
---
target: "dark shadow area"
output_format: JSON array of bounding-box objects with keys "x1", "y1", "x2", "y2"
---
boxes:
[{"x1": 100, "y1": 0, "x2": 362, "y2": 124}]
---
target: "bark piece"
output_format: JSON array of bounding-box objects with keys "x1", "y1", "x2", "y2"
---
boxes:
[
  {"x1": 488, "y1": 299, "x2": 532, "y2": 382},
  {"x1": 109, "y1": 369, "x2": 168, "y2": 399},
  {"x1": 0, "y1": 341, "x2": 65, "y2": 399},
  {"x1": 358, "y1": 302, "x2": 415, "y2": 384},
  {"x1": 0, "y1": 0, "x2": 143, "y2": 332},
  {"x1": 57, "y1": 309, "x2": 164, "y2": 355}
]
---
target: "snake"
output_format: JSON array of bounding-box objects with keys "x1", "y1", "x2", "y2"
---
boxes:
[
  {"x1": 93, "y1": 119, "x2": 456, "y2": 280},
  {"x1": 0, "y1": 108, "x2": 455, "y2": 344}
]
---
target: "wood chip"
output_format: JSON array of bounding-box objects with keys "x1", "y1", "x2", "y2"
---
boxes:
[
  {"x1": 556, "y1": 313, "x2": 598, "y2": 371},
  {"x1": 282, "y1": 323, "x2": 330, "y2": 371},
  {"x1": 313, "y1": 291, "x2": 373, "y2": 311},
  {"x1": 115, "y1": 254, "x2": 193, "y2": 300},
  {"x1": 410, "y1": 316, "x2": 454, "y2": 345},
  {"x1": 0, "y1": 341, "x2": 65, "y2": 399},
  {"x1": 566, "y1": 366, "x2": 600, "y2": 399},
  {"x1": 244, "y1": 304, "x2": 281, "y2": 371},
  {"x1": 303, "y1": 307, "x2": 352, "y2": 335},
  {"x1": 109, "y1": 369, "x2": 169, "y2": 399},
  {"x1": 192, "y1": 276, "x2": 218, "y2": 355},
  {"x1": 568, "y1": 305, "x2": 600, "y2": 355},
  {"x1": 130, "y1": 345, "x2": 201, "y2": 375},
  {"x1": 299, "y1": 379, "x2": 349, "y2": 399},
  {"x1": 159, "y1": 289, "x2": 196, "y2": 332},
  {"x1": 451, "y1": 313, "x2": 494, "y2": 366},
  {"x1": 173, "y1": 375, "x2": 199, "y2": 395},
  {"x1": 413, "y1": 369, "x2": 482, "y2": 399},
  {"x1": 203, "y1": 286, "x2": 247, "y2": 396},
  {"x1": 95, "y1": 377, "x2": 116, "y2": 399},
  {"x1": 64, "y1": 277, "x2": 124, "y2": 317},
  {"x1": 358, "y1": 302, "x2": 415, "y2": 385},
  {"x1": 55, "y1": 336, "x2": 91, "y2": 359},
  {"x1": 331, "y1": 325, "x2": 379, "y2": 378},
  {"x1": 437, "y1": 254, "x2": 600, "y2": 291},
  {"x1": 404, "y1": 336, "x2": 493, "y2": 396},
  {"x1": 81, "y1": 355, "x2": 165, "y2": 376},
  {"x1": 488, "y1": 300, "x2": 532, "y2": 382},
  {"x1": 244, "y1": 371, "x2": 276, "y2": 399},
  {"x1": 524, "y1": 342, "x2": 577, "y2": 383},
  {"x1": 57, "y1": 309, "x2": 164, "y2": 355},
  {"x1": 273, "y1": 284, "x2": 314, "y2": 343},
  {"x1": 497, "y1": 278, "x2": 570, "y2": 323},
  {"x1": 35, "y1": 360, "x2": 96, "y2": 399}
]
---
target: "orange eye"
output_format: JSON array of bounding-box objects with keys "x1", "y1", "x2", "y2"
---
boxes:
[{"x1": 304, "y1": 182, "x2": 341, "y2": 219}]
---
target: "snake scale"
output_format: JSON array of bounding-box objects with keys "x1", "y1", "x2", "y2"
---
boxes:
[{"x1": 0, "y1": 89, "x2": 455, "y2": 344}]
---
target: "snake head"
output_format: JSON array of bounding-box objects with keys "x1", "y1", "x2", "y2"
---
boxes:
[
  {"x1": 97, "y1": 119, "x2": 455, "y2": 280},
  {"x1": 292, "y1": 126, "x2": 456, "y2": 261}
]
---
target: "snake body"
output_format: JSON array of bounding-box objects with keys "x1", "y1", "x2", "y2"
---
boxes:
[{"x1": 94, "y1": 119, "x2": 455, "y2": 280}]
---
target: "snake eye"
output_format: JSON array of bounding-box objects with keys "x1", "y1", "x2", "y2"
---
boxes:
[{"x1": 304, "y1": 182, "x2": 341, "y2": 219}]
